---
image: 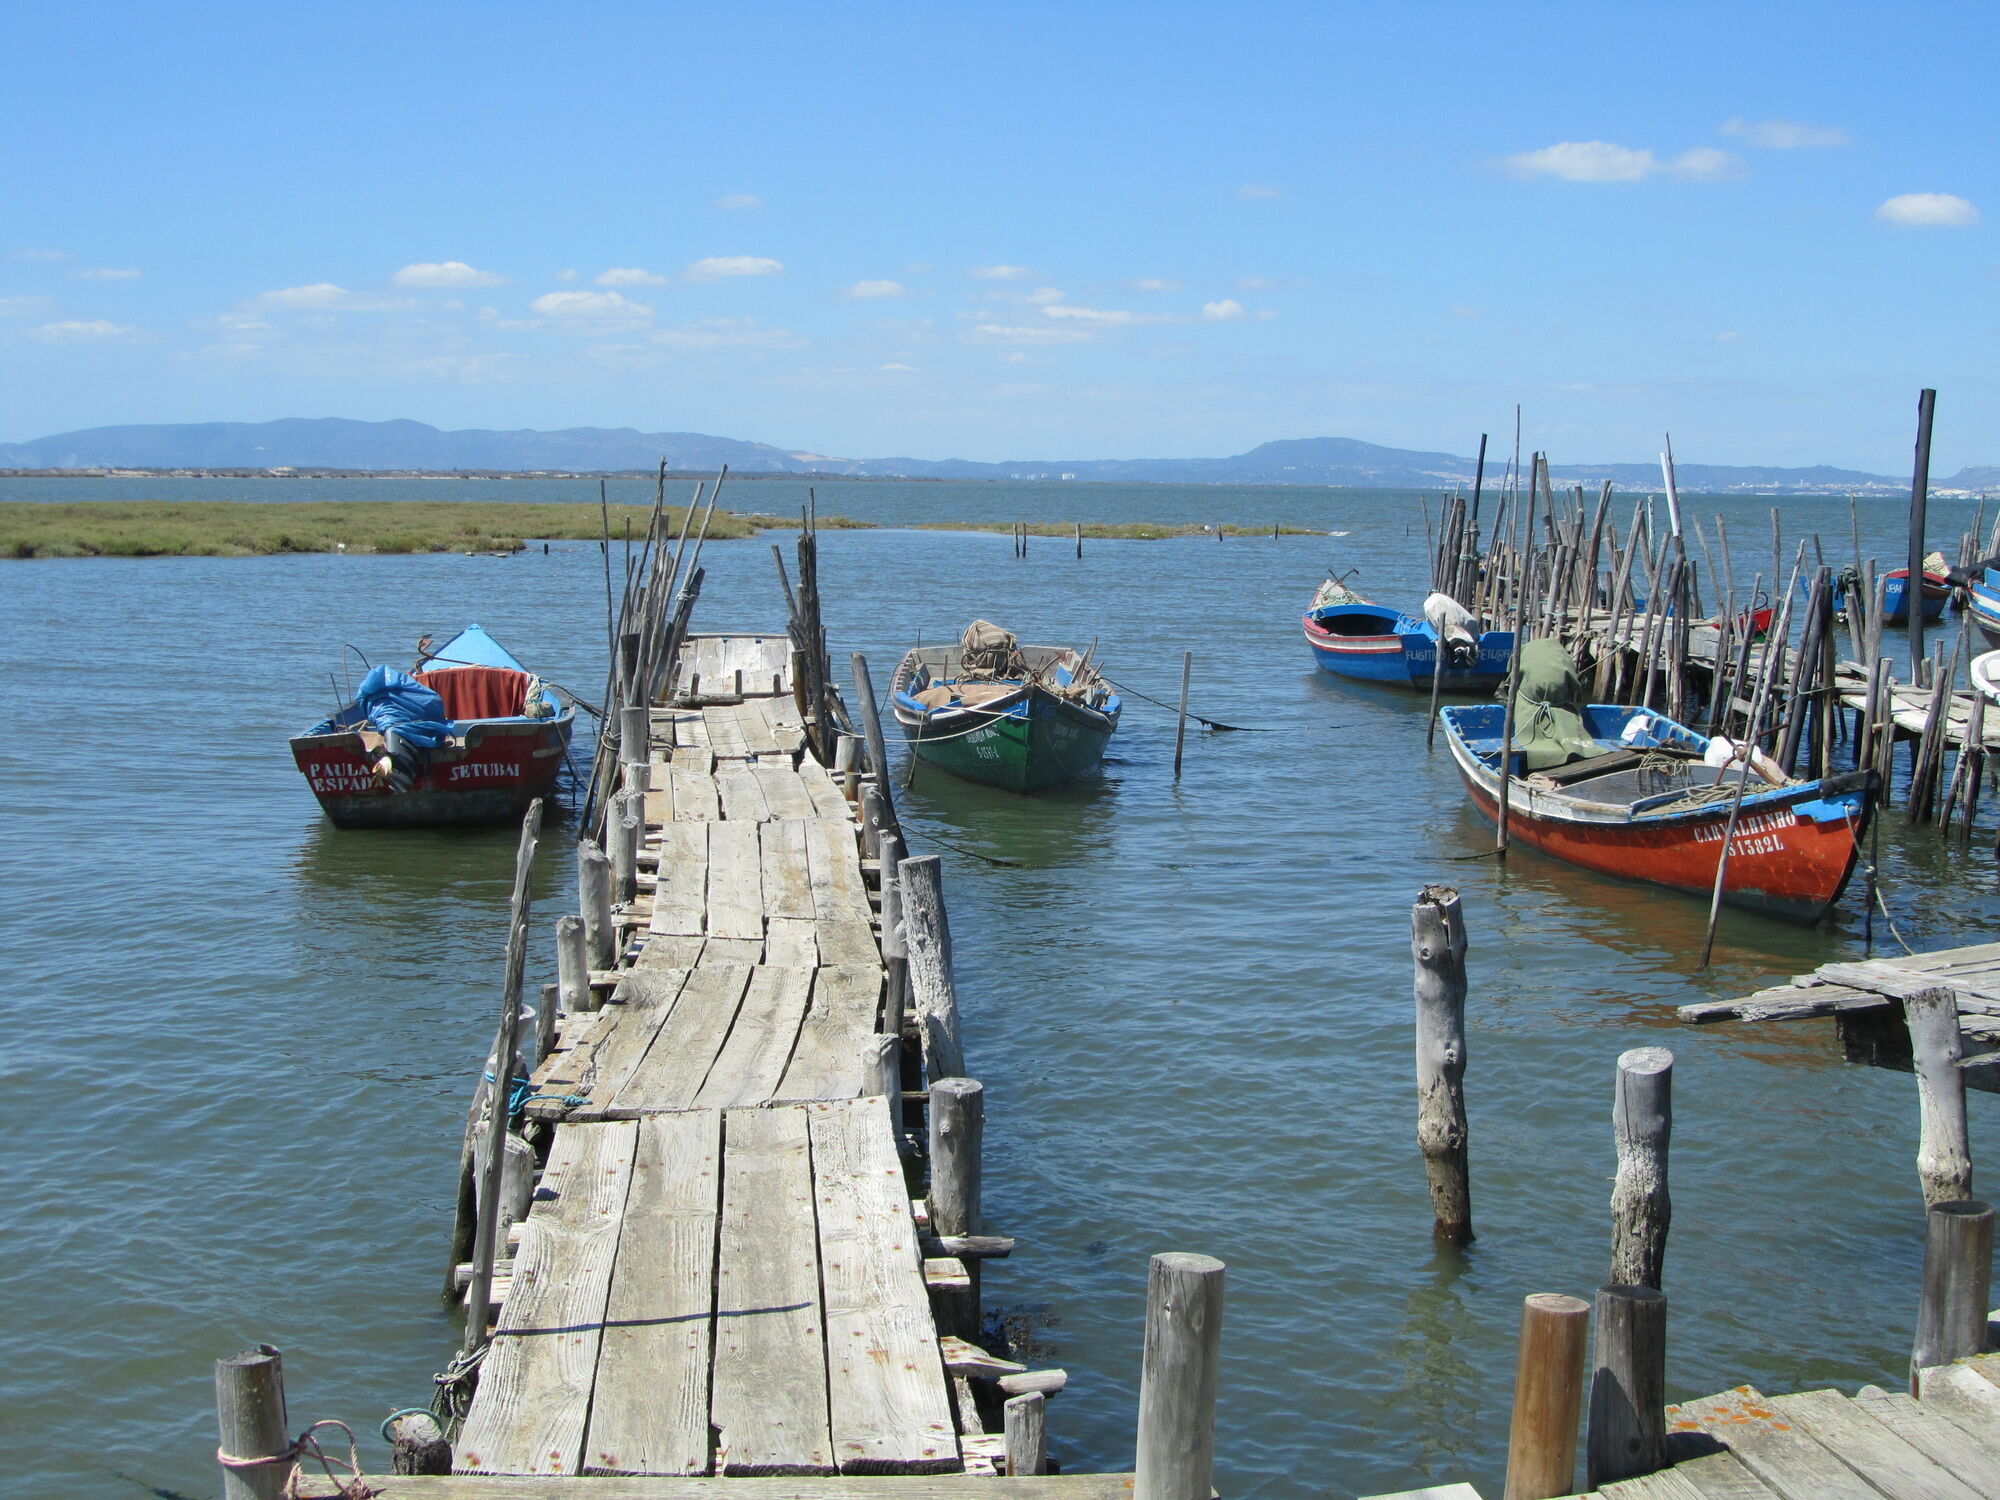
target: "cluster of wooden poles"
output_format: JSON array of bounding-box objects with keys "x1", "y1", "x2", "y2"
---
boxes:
[{"x1": 1410, "y1": 883, "x2": 1997, "y2": 1499}]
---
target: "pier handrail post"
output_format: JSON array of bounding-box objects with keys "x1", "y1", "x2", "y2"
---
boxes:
[
  {"x1": 1909, "y1": 387, "x2": 1937, "y2": 674},
  {"x1": 612, "y1": 807, "x2": 640, "y2": 905},
  {"x1": 1586, "y1": 1284, "x2": 1668, "y2": 1486},
  {"x1": 1911, "y1": 1198, "x2": 1994, "y2": 1393},
  {"x1": 850, "y1": 652, "x2": 899, "y2": 835},
  {"x1": 1412, "y1": 884, "x2": 1473, "y2": 1243},
  {"x1": 1172, "y1": 651, "x2": 1193, "y2": 780},
  {"x1": 1611, "y1": 1048, "x2": 1672, "y2": 1289},
  {"x1": 879, "y1": 830, "x2": 909, "y2": 1030},
  {"x1": 1503, "y1": 1292, "x2": 1590, "y2": 1500},
  {"x1": 1133, "y1": 1252, "x2": 1225, "y2": 1500},
  {"x1": 860, "y1": 783, "x2": 886, "y2": 864},
  {"x1": 900, "y1": 854, "x2": 965, "y2": 1080},
  {"x1": 618, "y1": 703, "x2": 648, "y2": 771},
  {"x1": 835, "y1": 730, "x2": 859, "y2": 801},
  {"x1": 463, "y1": 799, "x2": 543, "y2": 1353},
  {"x1": 928, "y1": 1076, "x2": 983, "y2": 1235},
  {"x1": 1905, "y1": 986, "x2": 1973, "y2": 1205},
  {"x1": 556, "y1": 914, "x2": 595, "y2": 1014},
  {"x1": 216, "y1": 1343, "x2": 290, "y2": 1500},
  {"x1": 578, "y1": 838, "x2": 615, "y2": 970},
  {"x1": 1005, "y1": 1390, "x2": 1048, "y2": 1475}
]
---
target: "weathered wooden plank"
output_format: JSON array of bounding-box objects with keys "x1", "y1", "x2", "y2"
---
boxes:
[
  {"x1": 805, "y1": 817, "x2": 871, "y2": 921},
  {"x1": 1666, "y1": 1387, "x2": 1888, "y2": 1500},
  {"x1": 712, "y1": 1107, "x2": 835, "y2": 1475},
  {"x1": 798, "y1": 758, "x2": 851, "y2": 818},
  {"x1": 695, "y1": 966, "x2": 816, "y2": 1109},
  {"x1": 716, "y1": 764, "x2": 772, "y2": 823},
  {"x1": 1765, "y1": 1387, "x2": 1985, "y2": 1500},
  {"x1": 650, "y1": 824, "x2": 708, "y2": 938},
  {"x1": 809, "y1": 1095, "x2": 959, "y2": 1473},
  {"x1": 297, "y1": 1475, "x2": 1140, "y2": 1498},
  {"x1": 562, "y1": 970, "x2": 695, "y2": 1120},
  {"x1": 702, "y1": 937, "x2": 768, "y2": 965},
  {"x1": 1849, "y1": 1386, "x2": 2000, "y2": 1494},
  {"x1": 1911, "y1": 1367, "x2": 2000, "y2": 1460},
  {"x1": 637, "y1": 936, "x2": 708, "y2": 970},
  {"x1": 673, "y1": 767, "x2": 721, "y2": 822},
  {"x1": 672, "y1": 711, "x2": 712, "y2": 751},
  {"x1": 1678, "y1": 983, "x2": 1889, "y2": 1025},
  {"x1": 457, "y1": 1122, "x2": 639, "y2": 1475},
  {"x1": 1648, "y1": 1451, "x2": 1787, "y2": 1499},
  {"x1": 739, "y1": 700, "x2": 783, "y2": 756},
  {"x1": 754, "y1": 766, "x2": 820, "y2": 820},
  {"x1": 585, "y1": 1112, "x2": 723, "y2": 1475},
  {"x1": 778, "y1": 967, "x2": 886, "y2": 1101},
  {"x1": 709, "y1": 703, "x2": 752, "y2": 760},
  {"x1": 816, "y1": 918, "x2": 881, "y2": 969},
  {"x1": 644, "y1": 784, "x2": 674, "y2": 826},
  {"x1": 707, "y1": 820, "x2": 765, "y2": 941},
  {"x1": 760, "y1": 820, "x2": 817, "y2": 920},
  {"x1": 1819, "y1": 962, "x2": 2000, "y2": 1011},
  {"x1": 609, "y1": 963, "x2": 756, "y2": 1115},
  {"x1": 763, "y1": 919, "x2": 820, "y2": 969}
]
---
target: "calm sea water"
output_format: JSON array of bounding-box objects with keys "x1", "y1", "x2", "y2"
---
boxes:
[{"x1": 2, "y1": 477, "x2": 1995, "y2": 1499}]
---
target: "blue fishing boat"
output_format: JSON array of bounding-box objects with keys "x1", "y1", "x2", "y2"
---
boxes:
[
  {"x1": 1957, "y1": 566, "x2": 2000, "y2": 646},
  {"x1": 1302, "y1": 577, "x2": 1513, "y2": 690},
  {"x1": 1881, "y1": 564, "x2": 1950, "y2": 623}
]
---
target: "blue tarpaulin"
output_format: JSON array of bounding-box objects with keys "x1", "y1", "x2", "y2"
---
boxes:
[{"x1": 354, "y1": 666, "x2": 455, "y2": 748}]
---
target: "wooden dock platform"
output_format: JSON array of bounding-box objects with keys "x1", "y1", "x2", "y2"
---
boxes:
[{"x1": 450, "y1": 632, "x2": 1010, "y2": 1480}]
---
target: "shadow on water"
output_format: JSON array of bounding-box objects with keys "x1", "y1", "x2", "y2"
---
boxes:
[
  {"x1": 1390, "y1": 1242, "x2": 1483, "y2": 1476},
  {"x1": 900, "y1": 757, "x2": 1123, "y2": 871}
]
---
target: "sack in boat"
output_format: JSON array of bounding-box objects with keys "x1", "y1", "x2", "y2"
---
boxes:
[
  {"x1": 959, "y1": 619, "x2": 1022, "y2": 678},
  {"x1": 1508, "y1": 638, "x2": 1599, "y2": 771}
]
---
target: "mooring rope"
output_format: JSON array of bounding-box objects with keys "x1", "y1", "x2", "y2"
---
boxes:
[{"x1": 217, "y1": 1418, "x2": 376, "y2": 1499}]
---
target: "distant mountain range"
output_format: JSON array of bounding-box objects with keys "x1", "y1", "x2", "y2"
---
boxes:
[{"x1": 0, "y1": 416, "x2": 1979, "y2": 495}]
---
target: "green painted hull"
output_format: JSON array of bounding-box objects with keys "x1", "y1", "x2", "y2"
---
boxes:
[{"x1": 906, "y1": 695, "x2": 1117, "y2": 792}]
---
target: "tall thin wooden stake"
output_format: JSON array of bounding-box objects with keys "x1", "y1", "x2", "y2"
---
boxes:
[
  {"x1": 1906, "y1": 985, "x2": 1973, "y2": 1205},
  {"x1": 1412, "y1": 885, "x2": 1472, "y2": 1242},
  {"x1": 1172, "y1": 651, "x2": 1192, "y2": 779},
  {"x1": 1610, "y1": 1048, "x2": 1672, "y2": 1289},
  {"x1": 1911, "y1": 388, "x2": 1938, "y2": 673}
]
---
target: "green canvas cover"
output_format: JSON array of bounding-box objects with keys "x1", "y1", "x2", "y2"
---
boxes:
[{"x1": 1509, "y1": 638, "x2": 1600, "y2": 771}]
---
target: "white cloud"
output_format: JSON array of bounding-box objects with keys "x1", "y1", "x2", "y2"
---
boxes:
[
  {"x1": 1202, "y1": 299, "x2": 1246, "y2": 321},
  {"x1": 650, "y1": 317, "x2": 800, "y2": 349},
  {"x1": 845, "y1": 279, "x2": 906, "y2": 299},
  {"x1": 597, "y1": 267, "x2": 670, "y2": 286},
  {"x1": 715, "y1": 193, "x2": 763, "y2": 211},
  {"x1": 683, "y1": 255, "x2": 783, "y2": 281},
  {"x1": 9, "y1": 248, "x2": 72, "y2": 262},
  {"x1": 73, "y1": 267, "x2": 140, "y2": 280},
  {"x1": 531, "y1": 289, "x2": 655, "y2": 323},
  {"x1": 392, "y1": 260, "x2": 506, "y2": 288},
  {"x1": 1501, "y1": 140, "x2": 1742, "y2": 182},
  {"x1": 556, "y1": 268, "x2": 579, "y2": 282},
  {"x1": 1721, "y1": 118, "x2": 1851, "y2": 149},
  {"x1": 1877, "y1": 193, "x2": 1979, "y2": 227},
  {"x1": 1238, "y1": 184, "x2": 1280, "y2": 199},
  {"x1": 1131, "y1": 278, "x2": 1180, "y2": 292},
  {"x1": 973, "y1": 264, "x2": 1031, "y2": 280},
  {"x1": 35, "y1": 319, "x2": 136, "y2": 342},
  {"x1": 1043, "y1": 303, "x2": 1161, "y2": 327},
  {"x1": 881, "y1": 362, "x2": 917, "y2": 371},
  {"x1": 258, "y1": 283, "x2": 379, "y2": 309},
  {"x1": 1023, "y1": 286, "x2": 1064, "y2": 305},
  {"x1": 0, "y1": 295, "x2": 55, "y2": 317},
  {"x1": 970, "y1": 323, "x2": 1093, "y2": 344},
  {"x1": 1717, "y1": 330, "x2": 1742, "y2": 342}
]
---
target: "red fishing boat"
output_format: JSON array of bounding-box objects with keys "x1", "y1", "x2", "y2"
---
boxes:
[
  {"x1": 291, "y1": 624, "x2": 576, "y2": 828},
  {"x1": 1438, "y1": 644, "x2": 1867, "y2": 922}
]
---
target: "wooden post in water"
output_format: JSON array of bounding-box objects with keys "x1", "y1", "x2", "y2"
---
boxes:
[
  {"x1": 612, "y1": 807, "x2": 640, "y2": 904},
  {"x1": 1503, "y1": 1293, "x2": 1591, "y2": 1500},
  {"x1": 618, "y1": 704, "x2": 648, "y2": 771},
  {"x1": 1611, "y1": 1048, "x2": 1672, "y2": 1289},
  {"x1": 900, "y1": 854, "x2": 965, "y2": 1080},
  {"x1": 215, "y1": 1344, "x2": 291, "y2": 1500},
  {"x1": 1075, "y1": 520, "x2": 1083, "y2": 559},
  {"x1": 928, "y1": 1076, "x2": 983, "y2": 1234},
  {"x1": 850, "y1": 653, "x2": 898, "y2": 835},
  {"x1": 860, "y1": 783, "x2": 885, "y2": 864},
  {"x1": 879, "y1": 831, "x2": 909, "y2": 1035},
  {"x1": 1912, "y1": 1199, "x2": 1995, "y2": 1392},
  {"x1": 1906, "y1": 985, "x2": 1973, "y2": 1205},
  {"x1": 1412, "y1": 885, "x2": 1472, "y2": 1243},
  {"x1": 578, "y1": 839, "x2": 614, "y2": 970},
  {"x1": 1004, "y1": 1391, "x2": 1048, "y2": 1475},
  {"x1": 556, "y1": 914, "x2": 593, "y2": 1014},
  {"x1": 1586, "y1": 1285, "x2": 1668, "y2": 1487},
  {"x1": 1133, "y1": 1252, "x2": 1226, "y2": 1500},
  {"x1": 1910, "y1": 388, "x2": 1938, "y2": 674},
  {"x1": 835, "y1": 731, "x2": 858, "y2": 802},
  {"x1": 1171, "y1": 651, "x2": 1193, "y2": 780}
]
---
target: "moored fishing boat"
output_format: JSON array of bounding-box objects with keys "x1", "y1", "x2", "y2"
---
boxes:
[
  {"x1": 1438, "y1": 642, "x2": 1868, "y2": 922},
  {"x1": 291, "y1": 624, "x2": 576, "y2": 828},
  {"x1": 1880, "y1": 562, "x2": 1951, "y2": 623},
  {"x1": 1947, "y1": 556, "x2": 2000, "y2": 646},
  {"x1": 890, "y1": 621, "x2": 1120, "y2": 792},
  {"x1": 1302, "y1": 576, "x2": 1514, "y2": 689}
]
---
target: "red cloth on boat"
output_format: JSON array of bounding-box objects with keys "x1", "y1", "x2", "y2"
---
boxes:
[{"x1": 415, "y1": 666, "x2": 530, "y2": 720}]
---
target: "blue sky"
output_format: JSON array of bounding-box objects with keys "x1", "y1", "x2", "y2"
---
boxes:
[{"x1": 4, "y1": 2, "x2": 1996, "y2": 470}]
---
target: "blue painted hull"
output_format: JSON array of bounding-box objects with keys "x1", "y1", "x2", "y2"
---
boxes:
[
  {"x1": 1882, "y1": 569, "x2": 1949, "y2": 623},
  {"x1": 1302, "y1": 603, "x2": 1514, "y2": 690},
  {"x1": 1969, "y1": 573, "x2": 2000, "y2": 645}
]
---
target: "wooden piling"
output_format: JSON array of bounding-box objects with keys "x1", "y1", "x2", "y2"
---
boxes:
[
  {"x1": 1172, "y1": 651, "x2": 1192, "y2": 780},
  {"x1": 578, "y1": 839, "x2": 614, "y2": 970},
  {"x1": 1910, "y1": 387, "x2": 1938, "y2": 672},
  {"x1": 1906, "y1": 985, "x2": 1973, "y2": 1205},
  {"x1": 1004, "y1": 1391, "x2": 1048, "y2": 1475},
  {"x1": 900, "y1": 854, "x2": 965, "y2": 1080},
  {"x1": 879, "y1": 831, "x2": 909, "y2": 1032},
  {"x1": 1586, "y1": 1285, "x2": 1668, "y2": 1487},
  {"x1": 1611, "y1": 1047, "x2": 1672, "y2": 1289},
  {"x1": 618, "y1": 704, "x2": 648, "y2": 770},
  {"x1": 860, "y1": 783, "x2": 885, "y2": 864},
  {"x1": 850, "y1": 652, "x2": 899, "y2": 834},
  {"x1": 1412, "y1": 885, "x2": 1473, "y2": 1243},
  {"x1": 927, "y1": 1076, "x2": 983, "y2": 1235},
  {"x1": 556, "y1": 914, "x2": 593, "y2": 1014},
  {"x1": 612, "y1": 807, "x2": 641, "y2": 904},
  {"x1": 1911, "y1": 1199, "x2": 1995, "y2": 1392},
  {"x1": 215, "y1": 1344, "x2": 291, "y2": 1500},
  {"x1": 1133, "y1": 1252, "x2": 1226, "y2": 1500},
  {"x1": 1075, "y1": 520, "x2": 1083, "y2": 558},
  {"x1": 1503, "y1": 1293, "x2": 1590, "y2": 1500}
]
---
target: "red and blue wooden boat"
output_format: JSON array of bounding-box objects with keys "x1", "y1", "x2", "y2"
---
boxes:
[
  {"x1": 1880, "y1": 566, "x2": 1950, "y2": 623},
  {"x1": 1438, "y1": 700, "x2": 1868, "y2": 922},
  {"x1": 1958, "y1": 566, "x2": 2000, "y2": 646},
  {"x1": 1302, "y1": 579, "x2": 1514, "y2": 690},
  {"x1": 291, "y1": 624, "x2": 575, "y2": 827}
]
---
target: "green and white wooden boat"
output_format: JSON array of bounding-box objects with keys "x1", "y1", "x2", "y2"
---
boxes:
[{"x1": 889, "y1": 623, "x2": 1121, "y2": 792}]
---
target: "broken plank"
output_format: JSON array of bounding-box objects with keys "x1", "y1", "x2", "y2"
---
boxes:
[
  {"x1": 798, "y1": 757, "x2": 851, "y2": 818},
  {"x1": 1677, "y1": 983, "x2": 1888, "y2": 1025},
  {"x1": 708, "y1": 703, "x2": 752, "y2": 760},
  {"x1": 694, "y1": 966, "x2": 816, "y2": 1109},
  {"x1": 712, "y1": 1106, "x2": 834, "y2": 1475},
  {"x1": 582, "y1": 1111, "x2": 722, "y2": 1476},
  {"x1": 706, "y1": 820, "x2": 764, "y2": 941},
  {"x1": 809, "y1": 1095, "x2": 959, "y2": 1473},
  {"x1": 457, "y1": 1121, "x2": 639, "y2": 1475}
]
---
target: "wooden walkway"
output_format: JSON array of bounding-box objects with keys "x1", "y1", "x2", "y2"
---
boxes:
[{"x1": 451, "y1": 634, "x2": 1000, "y2": 1480}]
